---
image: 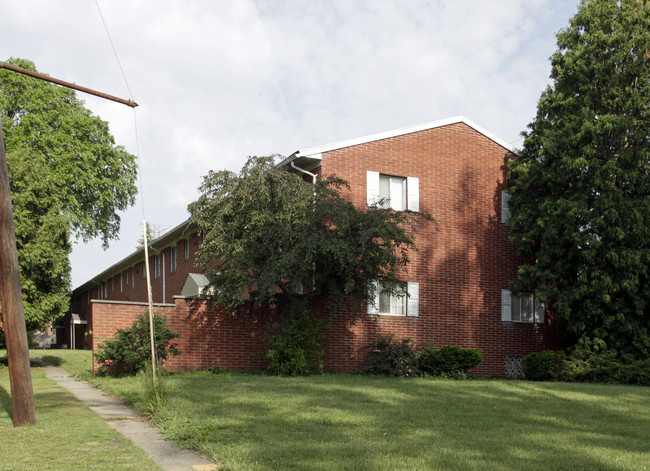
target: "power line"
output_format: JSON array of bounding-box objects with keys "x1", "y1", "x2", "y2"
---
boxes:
[{"x1": 94, "y1": 0, "x2": 146, "y2": 220}]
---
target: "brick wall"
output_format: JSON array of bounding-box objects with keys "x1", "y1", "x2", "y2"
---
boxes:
[
  {"x1": 90, "y1": 298, "x2": 276, "y2": 373},
  {"x1": 315, "y1": 122, "x2": 564, "y2": 374}
]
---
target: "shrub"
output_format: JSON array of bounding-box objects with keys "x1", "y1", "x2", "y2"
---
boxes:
[
  {"x1": 264, "y1": 306, "x2": 327, "y2": 376},
  {"x1": 94, "y1": 313, "x2": 181, "y2": 376},
  {"x1": 562, "y1": 346, "x2": 650, "y2": 386},
  {"x1": 362, "y1": 335, "x2": 418, "y2": 377},
  {"x1": 523, "y1": 350, "x2": 566, "y2": 381},
  {"x1": 418, "y1": 344, "x2": 483, "y2": 376}
]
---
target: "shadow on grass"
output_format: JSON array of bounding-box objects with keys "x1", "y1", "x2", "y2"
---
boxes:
[
  {"x1": 159, "y1": 375, "x2": 650, "y2": 470},
  {"x1": 37, "y1": 355, "x2": 63, "y2": 366}
]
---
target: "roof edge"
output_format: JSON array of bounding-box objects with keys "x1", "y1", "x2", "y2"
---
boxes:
[
  {"x1": 72, "y1": 219, "x2": 197, "y2": 294},
  {"x1": 294, "y1": 115, "x2": 518, "y2": 157}
]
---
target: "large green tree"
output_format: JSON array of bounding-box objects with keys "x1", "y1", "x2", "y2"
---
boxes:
[
  {"x1": 0, "y1": 57, "x2": 138, "y2": 329},
  {"x1": 507, "y1": 0, "x2": 650, "y2": 356},
  {"x1": 7, "y1": 148, "x2": 71, "y2": 330},
  {"x1": 0, "y1": 57, "x2": 138, "y2": 247},
  {"x1": 189, "y1": 156, "x2": 428, "y2": 313}
]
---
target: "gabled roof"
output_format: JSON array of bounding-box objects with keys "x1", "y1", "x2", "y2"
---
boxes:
[
  {"x1": 278, "y1": 115, "x2": 517, "y2": 168},
  {"x1": 73, "y1": 219, "x2": 196, "y2": 294}
]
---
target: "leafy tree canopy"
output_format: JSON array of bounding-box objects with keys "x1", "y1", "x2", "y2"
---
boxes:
[
  {"x1": 507, "y1": 0, "x2": 650, "y2": 357},
  {"x1": 0, "y1": 57, "x2": 138, "y2": 247},
  {"x1": 189, "y1": 156, "x2": 431, "y2": 314},
  {"x1": 7, "y1": 148, "x2": 71, "y2": 330}
]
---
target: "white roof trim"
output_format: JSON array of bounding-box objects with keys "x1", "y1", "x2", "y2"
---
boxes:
[{"x1": 294, "y1": 115, "x2": 518, "y2": 158}]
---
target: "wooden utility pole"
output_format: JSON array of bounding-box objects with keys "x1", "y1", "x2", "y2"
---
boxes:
[
  {"x1": 0, "y1": 61, "x2": 137, "y2": 427},
  {"x1": 0, "y1": 119, "x2": 36, "y2": 426}
]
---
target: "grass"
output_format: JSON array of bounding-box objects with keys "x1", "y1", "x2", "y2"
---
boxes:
[
  {"x1": 0, "y1": 350, "x2": 162, "y2": 471},
  {"x1": 25, "y1": 349, "x2": 650, "y2": 471}
]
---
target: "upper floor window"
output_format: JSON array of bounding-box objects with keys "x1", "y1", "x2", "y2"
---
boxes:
[
  {"x1": 501, "y1": 290, "x2": 545, "y2": 323},
  {"x1": 367, "y1": 171, "x2": 419, "y2": 212},
  {"x1": 170, "y1": 246, "x2": 177, "y2": 272},
  {"x1": 184, "y1": 239, "x2": 190, "y2": 260},
  {"x1": 154, "y1": 255, "x2": 161, "y2": 278},
  {"x1": 368, "y1": 280, "x2": 419, "y2": 317}
]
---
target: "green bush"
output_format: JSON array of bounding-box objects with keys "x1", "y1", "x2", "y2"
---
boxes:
[
  {"x1": 523, "y1": 350, "x2": 566, "y2": 381},
  {"x1": 562, "y1": 346, "x2": 650, "y2": 386},
  {"x1": 94, "y1": 313, "x2": 181, "y2": 376},
  {"x1": 418, "y1": 344, "x2": 483, "y2": 376},
  {"x1": 362, "y1": 335, "x2": 418, "y2": 377},
  {"x1": 264, "y1": 306, "x2": 327, "y2": 376}
]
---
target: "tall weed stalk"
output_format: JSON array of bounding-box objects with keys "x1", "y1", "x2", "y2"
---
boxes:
[{"x1": 139, "y1": 362, "x2": 168, "y2": 417}]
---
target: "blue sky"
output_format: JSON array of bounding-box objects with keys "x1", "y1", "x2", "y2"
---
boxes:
[{"x1": 0, "y1": 0, "x2": 579, "y2": 287}]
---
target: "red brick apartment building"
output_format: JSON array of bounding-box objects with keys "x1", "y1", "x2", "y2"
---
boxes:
[{"x1": 63, "y1": 116, "x2": 563, "y2": 376}]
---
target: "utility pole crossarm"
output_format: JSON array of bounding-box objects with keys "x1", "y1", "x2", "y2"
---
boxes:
[
  {"x1": 0, "y1": 60, "x2": 138, "y2": 427},
  {"x1": 0, "y1": 61, "x2": 138, "y2": 108}
]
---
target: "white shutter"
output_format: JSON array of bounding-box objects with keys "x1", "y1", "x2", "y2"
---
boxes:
[
  {"x1": 534, "y1": 298, "x2": 545, "y2": 324},
  {"x1": 407, "y1": 282, "x2": 419, "y2": 317},
  {"x1": 367, "y1": 171, "x2": 380, "y2": 206},
  {"x1": 407, "y1": 177, "x2": 419, "y2": 212},
  {"x1": 367, "y1": 280, "x2": 379, "y2": 314},
  {"x1": 501, "y1": 191, "x2": 511, "y2": 223},
  {"x1": 501, "y1": 289, "x2": 512, "y2": 321}
]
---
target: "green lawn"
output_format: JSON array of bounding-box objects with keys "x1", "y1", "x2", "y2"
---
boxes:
[
  {"x1": 0, "y1": 350, "x2": 161, "y2": 471},
  {"x1": 25, "y1": 349, "x2": 650, "y2": 471}
]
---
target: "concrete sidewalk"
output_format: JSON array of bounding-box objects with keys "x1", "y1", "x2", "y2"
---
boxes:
[{"x1": 41, "y1": 366, "x2": 218, "y2": 471}]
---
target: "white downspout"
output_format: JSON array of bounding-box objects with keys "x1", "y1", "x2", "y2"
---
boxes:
[
  {"x1": 290, "y1": 159, "x2": 319, "y2": 369},
  {"x1": 162, "y1": 251, "x2": 166, "y2": 304},
  {"x1": 290, "y1": 160, "x2": 316, "y2": 185}
]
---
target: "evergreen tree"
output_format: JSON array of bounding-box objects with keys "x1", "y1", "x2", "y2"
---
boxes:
[{"x1": 507, "y1": 0, "x2": 650, "y2": 356}]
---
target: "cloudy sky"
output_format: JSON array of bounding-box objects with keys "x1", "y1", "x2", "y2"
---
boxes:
[{"x1": 1, "y1": 0, "x2": 578, "y2": 287}]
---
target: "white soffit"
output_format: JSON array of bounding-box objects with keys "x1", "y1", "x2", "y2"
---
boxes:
[{"x1": 294, "y1": 115, "x2": 518, "y2": 158}]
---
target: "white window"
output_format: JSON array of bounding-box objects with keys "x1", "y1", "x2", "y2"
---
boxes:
[
  {"x1": 501, "y1": 191, "x2": 511, "y2": 223},
  {"x1": 368, "y1": 280, "x2": 419, "y2": 317},
  {"x1": 367, "y1": 171, "x2": 419, "y2": 212},
  {"x1": 154, "y1": 255, "x2": 161, "y2": 278},
  {"x1": 131, "y1": 268, "x2": 135, "y2": 287},
  {"x1": 170, "y1": 246, "x2": 177, "y2": 272},
  {"x1": 120, "y1": 272, "x2": 123, "y2": 292},
  {"x1": 501, "y1": 290, "x2": 545, "y2": 323}
]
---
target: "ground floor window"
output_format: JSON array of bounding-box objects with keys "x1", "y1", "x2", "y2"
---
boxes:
[
  {"x1": 501, "y1": 290, "x2": 545, "y2": 323},
  {"x1": 368, "y1": 281, "x2": 419, "y2": 317}
]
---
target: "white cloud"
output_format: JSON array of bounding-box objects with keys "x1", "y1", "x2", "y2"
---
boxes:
[{"x1": 0, "y1": 0, "x2": 578, "y2": 286}]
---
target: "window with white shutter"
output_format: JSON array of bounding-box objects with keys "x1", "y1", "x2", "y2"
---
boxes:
[
  {"x1": 501, "y1": 289, "x2": 545, "y2": 323},
  {"x1": 367, "y1": 171, "x2": 419, "y2": 211},
  {"x1": 368, "y1": 280, "x2": 419, "y2": 317}
]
